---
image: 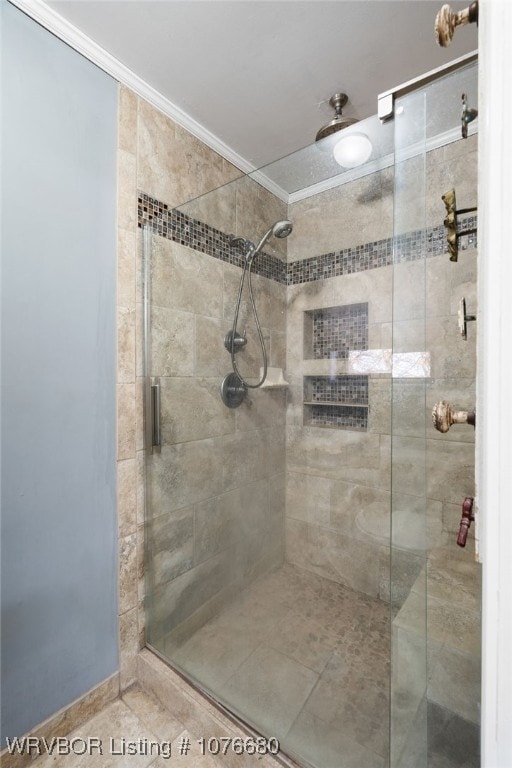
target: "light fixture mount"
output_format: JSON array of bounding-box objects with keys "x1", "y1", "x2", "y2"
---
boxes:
[{"x1": 315, "y1": 90, "x2": 373, "y2": 168}]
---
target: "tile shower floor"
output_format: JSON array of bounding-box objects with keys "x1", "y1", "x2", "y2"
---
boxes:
[
  {"x1": 165, "y1": 563, "x2": 390, "y2": 768},
  {"x1": 29, "y1": 565, "x2": 389, "y2": 768},
  {"x1": 22, "y1": 558, "x2": 478, "y2": 768}
]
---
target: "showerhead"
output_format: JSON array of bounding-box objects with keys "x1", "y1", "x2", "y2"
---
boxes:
[
  {"x1": 315, "y1": 94, "x2": 358, "y2": 143},
  {"x1": 272, "y1": 220, "x2": 293, "y2": 239},
  {"x1": 250, "y1": 220, "x2": 293, "y2": 259}
]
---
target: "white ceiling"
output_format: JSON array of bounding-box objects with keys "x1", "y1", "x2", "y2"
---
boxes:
[{"x1": 46, "y1": 0, "x2": 477, "y2": 168}]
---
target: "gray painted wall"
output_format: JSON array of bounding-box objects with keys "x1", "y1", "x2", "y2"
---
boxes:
[{"x1": 1, "y1": 3, "x2": 118, "y2": 742}]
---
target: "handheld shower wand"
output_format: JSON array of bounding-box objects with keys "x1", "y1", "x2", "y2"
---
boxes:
[
  {"x1": 220, "y1": 220, "x2": 293, "y2": 408},
  {"x1": 252, "y1": 221, "x2": 293, "y2": 255}
]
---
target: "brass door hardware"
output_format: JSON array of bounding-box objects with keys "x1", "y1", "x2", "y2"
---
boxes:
[
  {"x1": 432, "y1": 400, "x2": 476, "y2": 433},
  {"x1": 442, "y1": 188, "x2": 477, "y2": 261},
  {"x1": 435, "y1": 2, "x2": 479, "y2": 47}
]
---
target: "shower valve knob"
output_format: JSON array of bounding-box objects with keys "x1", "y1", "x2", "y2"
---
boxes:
[{"x1": 432, "y1": 400, "x2": 476, "y2": 433}]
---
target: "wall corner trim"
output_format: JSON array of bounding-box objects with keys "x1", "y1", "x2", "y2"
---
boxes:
[{"x1": 478, "y1": 1, "x2": 512, "y2": 766}]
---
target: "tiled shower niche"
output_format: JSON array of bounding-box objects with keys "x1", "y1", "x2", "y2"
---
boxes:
[
  {"x1": 303, "y1": 303, "x2": 369, "y2": 430},
  {"x1": 303, "y1": 375, "x2": 369, "y2": 430},
  {"x1": 303, "y1": 302, "x2": 368, "y2": 360}
]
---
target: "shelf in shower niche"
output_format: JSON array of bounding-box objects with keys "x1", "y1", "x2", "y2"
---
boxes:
[
  {"x1": 303, "y1": 374, "x2": 369, "y2": 431},
  {"x1": 303, "y1": 401, "x2": 369, "y2": 408},
  {"x1": 304, "y1": 403, "x2": 368, "y2": 431}
]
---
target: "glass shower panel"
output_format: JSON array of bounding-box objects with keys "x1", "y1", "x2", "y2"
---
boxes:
[
  {"x1": 390, "y1": 87, "x2": 428, "y2": 768},
  {"x1": 390, "y1": 59, "x2": 481, "y2": 768},
  {"x1": 141, "y1": 71, "x2": 480, "y2": 767},
  {"x1": 143, "y1": 169, "x2": 307, "y2": 758},
  {"x1": 423, "y1": 61, "x2": 481, "y2": 767},
  {"x1": 142, "y1": 125, "x2": 397, "y2": 768},
  {"x1": 143, "y1": 170, "x2": 288, "y2": 663}
]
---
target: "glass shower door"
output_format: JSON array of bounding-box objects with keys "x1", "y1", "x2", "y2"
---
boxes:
[
  {"x1": 140, "y1": 156, "x2": 395, "y2": 768},
  {"x1": 141, "y1": 174, "x2": 296, "y2": 753},
  {"x1": 390, "y1": 86, "x2": 429, "y2": 767},
  {"x1": 140, "y1": 58, "x2": 479, "y2": 767},
  {"x1": 390, "y1": 59, "x2": 481, "y2": 768}
]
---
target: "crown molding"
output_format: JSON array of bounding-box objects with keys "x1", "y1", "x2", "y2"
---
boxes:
[
  {"x1": 7, "y1": 0, "x2": 290, "y2": 203},
  {"x1": 8, "y1": 0, "x2": 477, "y2": 208}
]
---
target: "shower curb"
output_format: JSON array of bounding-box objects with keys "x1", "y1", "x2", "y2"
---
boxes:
[{"x1": 137, "y1": 648, "x2": 300, "y2": 768}]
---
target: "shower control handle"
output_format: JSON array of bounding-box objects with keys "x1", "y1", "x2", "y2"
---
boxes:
[
  {"x1": 432, "y1": 400, "x2": 476, "y2": 433},
  {"x1": 457, "y1": 496, "x2": 475, "y2": 547}
]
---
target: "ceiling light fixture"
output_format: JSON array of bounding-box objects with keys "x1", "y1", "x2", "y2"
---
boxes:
[{"x1": 315, "y1": 93, "x2": 372, "y2": 168}]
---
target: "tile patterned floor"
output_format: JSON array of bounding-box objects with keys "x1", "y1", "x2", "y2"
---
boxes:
[
  {"x1": 22, "y1": 557, "x2": 479, "y2": 767},
  {"x1": 164, "y1": 563, "x2": 390, "y2": 768},
  {"x1": 29, "y1": 691, "x2": 228, "y2": 768}
]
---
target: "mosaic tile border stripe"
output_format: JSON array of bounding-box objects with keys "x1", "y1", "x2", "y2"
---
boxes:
[
  {"x1": 138, "y1": 192, "x2": 477, "y2": 287},
  {"x1": 138, "y1": 193, "x2": 286, "y2": 283},
  {"x1": 287, "y1": 217, "x2": 477, "y2": 285}
]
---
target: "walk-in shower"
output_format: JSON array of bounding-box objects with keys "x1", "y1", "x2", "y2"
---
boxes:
[{"x1": 141, "y1": 54, "x2": 480, "y2": 768}]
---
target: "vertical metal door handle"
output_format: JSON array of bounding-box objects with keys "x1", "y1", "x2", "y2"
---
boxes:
[
  {"x1": 145, "y1": 377, "x2": 161, "y2": 452},
  {"x1": 151, "y1": 381, "x2": 161, "y2": 448}
]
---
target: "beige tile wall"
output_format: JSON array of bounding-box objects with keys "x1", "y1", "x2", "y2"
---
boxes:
[
  {"x1": 118, "y1": 76, "x2": 478, "y2": 690},
  {"x1": 117, "y1": 85, "x2": 287, "y2": 688},
  {"x1": 117, "y1": 84, "x2": 243, "y2": 689},
  {"x1": 146, "y1": 236, "x2": 287, "y2": 653},
  {"x1": 180, "y1": 172, "x2": 289, "y2": 261},
  {"x1": 285, "y1": 137, "x2": 479, "y2": 609},
  {"x1": 285, "y1": 267, "x2": 394, "y2": 599},
  {"x1": 287, "y1": 169, "x2": 394, "y2": 262}
]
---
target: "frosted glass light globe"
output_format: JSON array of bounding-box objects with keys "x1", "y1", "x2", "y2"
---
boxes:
[{"x1": 333, "y1": 132, "x2": 372, "y2": 168}]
